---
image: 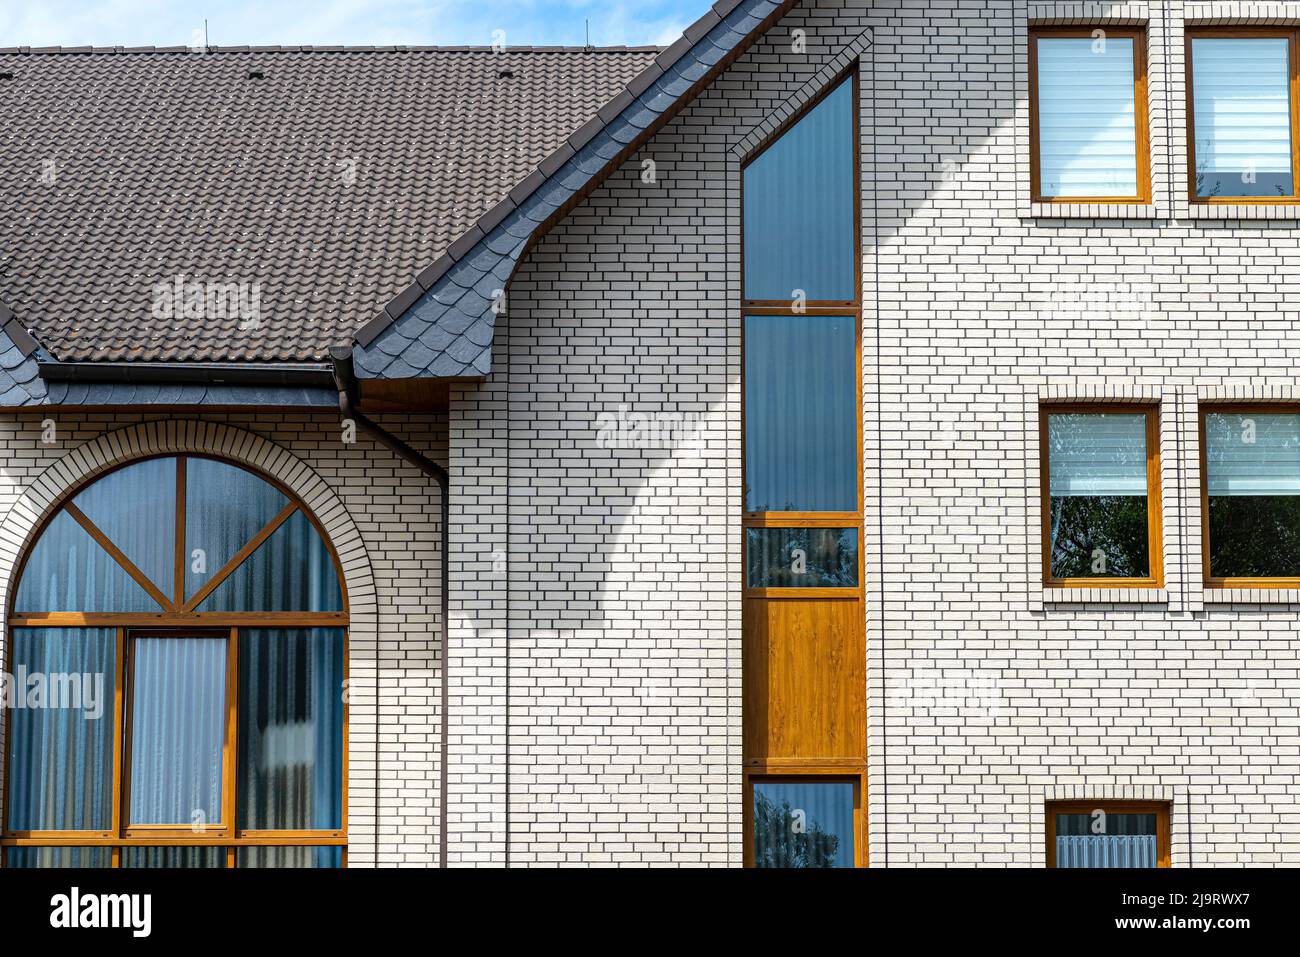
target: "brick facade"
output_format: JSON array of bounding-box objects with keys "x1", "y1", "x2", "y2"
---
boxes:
[
  {"x1": 4, "y1": 0, "x2": 1299, "y2": 868},
  {"x1": 448, "y1": 0, "x2": 1300, "y2": 866}
]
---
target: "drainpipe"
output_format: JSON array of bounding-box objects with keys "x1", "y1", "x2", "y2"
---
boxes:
[{"x1": 330, "y1": 348, "x2": 451, "y2": 869}]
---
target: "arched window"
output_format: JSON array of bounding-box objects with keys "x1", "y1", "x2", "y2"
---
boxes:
[{"x1": 2, "y1": 455, "x2": 347, "y2": 868}]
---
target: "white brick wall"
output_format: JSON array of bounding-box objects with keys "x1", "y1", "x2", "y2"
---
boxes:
[
  {"x1": 0, "y1": 412, "x2": 447, "y2": 867},
  {"x1": 5, "y1": 0, "x2": 1300, "y2": 869},
  {"x1": 447, "y1": 0, "x2": 1300, "y2": 866}
]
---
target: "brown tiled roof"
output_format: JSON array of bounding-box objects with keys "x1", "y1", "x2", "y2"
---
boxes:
[{"x1": 0, "y1": 45, "x2": 658, "y2": 362}]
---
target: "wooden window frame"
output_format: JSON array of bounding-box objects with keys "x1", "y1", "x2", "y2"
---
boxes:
[
  {"x1": 1, "y1": 454, "x2": 349, "y2": 868},
  {"x1": 1046, "y1": 800, "x2": 1171, "y2": 868},
  {"x1": 1028, "y1": 25, "x2": 1152, "y2": 205},
  {"x1": 743, "y1": 772, "x2": 865, "y2": 869},
  {"x1": 1199, "y1": 403, "x2": 1300, "y2": 588},
  {"x1": 740, "y1": 67, "x2": 865, "y2": 601},
  {"x1": 1186, "y1": 26, "x2": 1300, "y2": 206},
  {"x1": 739, "y1": 66, "x2": 867, "y2": 869},
  {"x1": 1039, "y1": 403, "x2": 1164, "y2": 588}
]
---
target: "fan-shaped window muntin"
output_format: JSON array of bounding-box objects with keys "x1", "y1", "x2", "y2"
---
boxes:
[{"x1": 3, "y1": 455, "x2": 347, "y2": 868}]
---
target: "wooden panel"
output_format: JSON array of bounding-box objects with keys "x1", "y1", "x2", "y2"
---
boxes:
[{"x1": 743, "y1": 597, "x2": 865, "y2": 764}]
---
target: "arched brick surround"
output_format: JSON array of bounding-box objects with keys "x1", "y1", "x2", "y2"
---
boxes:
[
  {"x1": 0, "y1": 419, "x2": 378, "y2": 860},
  {"x1": 0, "y1": 419, "x2": 376, "y2": 617}
]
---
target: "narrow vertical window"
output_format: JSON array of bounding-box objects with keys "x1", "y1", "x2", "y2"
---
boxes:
[
  {"x1": 741, "y1": 69, "x2": 865, "y2": 869},
  {"x1": 1030, "y1": 26, "x2": 1150, "y2": 202},
  {"x1": 1202, "y1": 409, "x2": 1300, "y2": 583},
  {"x1": 1188, "y1": 29, "x2": 1299, "y2": 201},
  {"x1": 1041, "y1": 406, "x2": 1162, "y2": 586}
]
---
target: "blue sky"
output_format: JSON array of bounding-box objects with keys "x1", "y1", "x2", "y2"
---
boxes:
[{"x1": 0, "y1": 0, "x2": 715, "y2": 48}]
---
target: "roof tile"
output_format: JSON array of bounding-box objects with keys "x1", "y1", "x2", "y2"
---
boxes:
[{"x1": 0, "y1": 46, "x2": 657, "y2": 362}]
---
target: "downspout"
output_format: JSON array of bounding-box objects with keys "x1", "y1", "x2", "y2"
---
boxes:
[{"x1": 330, "y1": 348, "x2": 451, "y2": 869}]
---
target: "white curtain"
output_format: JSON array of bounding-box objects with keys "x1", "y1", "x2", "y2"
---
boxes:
[
  {"x1": 1057, "y1": 835, "x2": 1157, "y2": 868},
  {"x1": 128, "y1": 637, "x2": 227, "y2": 826}
]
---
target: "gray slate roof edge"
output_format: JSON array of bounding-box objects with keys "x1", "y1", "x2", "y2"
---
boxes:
[
  {"x1": 352, "y1": 0, "x2": 794, "y2": 380},
  {"x1": 0, "y1": 318, "x2": 50, "y2": 407},
  {"x1": 0, "y1": 302, "x2": 335, "y2": 410}
]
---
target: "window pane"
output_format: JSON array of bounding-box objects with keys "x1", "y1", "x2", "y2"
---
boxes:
[
  {"x1": 1056, "y1": 811, "x2": 1158, "y2": 868},
  {"x1": 5, "y1": 628, "x2": 115, "y2": 831},
  {"x1": 753, "y1": 780, "x2": 855, "y2": 868},
  {"x1": 1036, "y1": 37, "x2": 1139, "y2": 197},
  {"x1": 1206, "y1": 412, "x2": 1300, "y2": 577},
  {"x1": 1192, "y1": 37, "x2": 1294, "y2": 198},
  {"x1": 73, "y1": 458, "x2": 176, "y2": 598},
  {"x1": 239, "y1": 629, "x2": 345, "y2": 830},
  {"x1": 743, "y1": 77, "x2": 855, "y2": 301},
  {"x1": 236, "y1": 846, "x2": 343, "y2": 868},
  {"x1": 745, "y1": 315, "x2": 858, "y2": 512},
  {"x1": 5, "y1": 847, "x2": 110, "y2": 868},
  {"x1": 129, "y1": 637, "x2": 227, "y2": 826},
  {"x1": 1047, "y1": 413, "x2": 1151, "y2": 579},
  {"x1": 186, "y1": 457, "x2": 289, "y2": 601},
  {"x1": 121, "y1": 846, "x2": 226, "y2": 868},
  {"x1": 197, "y1": 510, "x2": 342, "y2": 612},
  {"x1": 14, "y1": 509, "x2": 161, "y2": 613},
  {"x1": 746, "y1": 528, "x2": 859, "y2": 587}
]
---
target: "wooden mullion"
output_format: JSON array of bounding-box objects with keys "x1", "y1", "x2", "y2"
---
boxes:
[
  {"x1": 174, "y1": 455, "x2": 187, "y2": 607},
  {"x1": 64, "y1": 502, "x2": 174, "y2": 612},
  {"x1": 111, "y1": 628, "x2": 125, "y2": 842},
  {"x1": 1, "y1": 836, "x2": 346, "y2": 847},
  {"x1": 120, "y1": 634, "x2": 137, "y2": 834},
  {"x1": 180, "y1": 503, "x2": 299, "y2": 613},
  {"x1": 9, "y1": 612, "x2": 348, "y2": 627},
  {"x1": 742, "y1": 302, "x2": 859, "y2": 314},
  {"x1": 222, "y1": 627, "x2": 239, "y2": 836}
]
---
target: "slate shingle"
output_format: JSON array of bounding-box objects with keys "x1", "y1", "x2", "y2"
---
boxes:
[{"x1": 0, "y1": 46, "x2": 657, "y2": 363}]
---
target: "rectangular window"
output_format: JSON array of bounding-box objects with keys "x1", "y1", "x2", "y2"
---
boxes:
[
  {"x1": 746, "y1": 527, "x2": 859, "y2": 589},
  {"x1": 1030, "y1": 26, "x2": 1150, "y2": 202},
  {"x1": 1041, "y1": 406, "x2": 1162, "y2": 586},
  {"x1": 742, "y1": 76, "x2": 856, "y2": 302},
  {"x1": 1188, "y1": 28, "x2": 1300, "y2": 202},
  {"x1": 1202, "y1": 408, "x2": 1300, "y2": 584},
  {"x1": 744, "y1": 314, "x2": 859, "y2": 514},
  {"x1": 1047, "y1": 801, "x2": 1170, "y2": 868},
  {"x1": 749, "y1": 777, "x2": 859, "y2": 868},
  {"x1": 5, "y1": 628, "x2": 116, "y2": 834},
  {"x1": 127, "y1": 635, "x2": 228, "y2": 827}
]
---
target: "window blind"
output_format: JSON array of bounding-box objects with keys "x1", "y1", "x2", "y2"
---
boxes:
[
  {"x1": 1036, "y1": 37, "x2": 1139, "y2": 197},
  {"x1": 1206, "y1": 412, "x2": 1300, "y2": 496},
  {"x1": 1048, "y1": 413, "x2": 1148, "y2": 496},
  {"x1": 1192, "y1": 37, "x2": 1293, "y2": 197}
]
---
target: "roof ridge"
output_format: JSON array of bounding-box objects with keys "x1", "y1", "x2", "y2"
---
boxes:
[{"x1": 0, "y1": 44, "x2": 666, "y2": 56}]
